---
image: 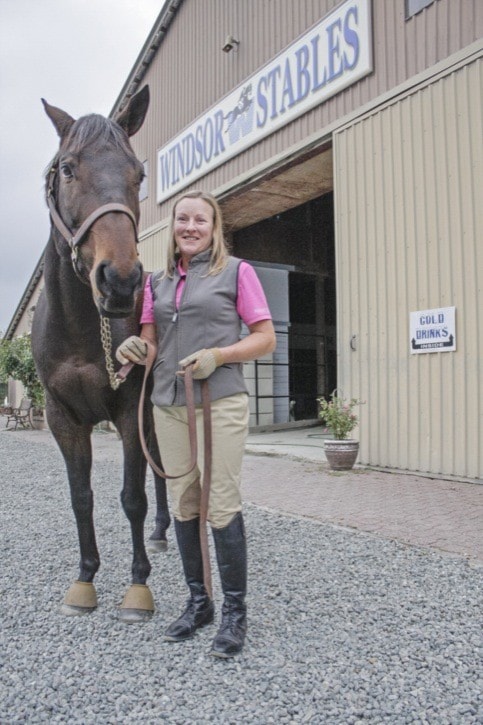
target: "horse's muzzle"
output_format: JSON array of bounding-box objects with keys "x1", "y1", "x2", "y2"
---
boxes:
[{"x1": 95, "y1": 259, "x2": 143, "y2": 317}]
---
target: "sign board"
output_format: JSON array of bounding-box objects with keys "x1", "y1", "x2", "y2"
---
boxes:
[
  {"x1": 156, "y1": 0, "x2": 372, "y2": 203},
  {"x1": 410, "y1": 306, "x2": 456, "y2": 354}
]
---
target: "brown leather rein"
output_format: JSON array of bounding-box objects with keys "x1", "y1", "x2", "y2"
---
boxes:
[{"x1": 117, "y1": 346, "x2": 213, "y2": 599}]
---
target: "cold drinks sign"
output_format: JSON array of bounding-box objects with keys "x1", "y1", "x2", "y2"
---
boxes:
[
  {"x1": 156, "y1": 0, "x2": 372, "y2": 203},
  {"x1": 410, "y1": 307, "x2": 456, "y2": 354}
]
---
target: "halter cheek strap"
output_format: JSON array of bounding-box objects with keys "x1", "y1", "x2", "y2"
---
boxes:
[{"x1": 46, "y1": 165, "x2": 138, "y2": 282}]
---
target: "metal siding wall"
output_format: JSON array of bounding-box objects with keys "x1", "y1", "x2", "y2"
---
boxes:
[
  {"x1": 130, "y1": 0, "x2": 482, "y2": 235},
  {"x1": 138, "y1": 225, "x2": 169, "y2": 274},
  {"x1": 134, "y1": 0, "x2": 340, "y2": 227},
  {"x1": 334, "y1": 57, "x2": 483, "y2": 479}
]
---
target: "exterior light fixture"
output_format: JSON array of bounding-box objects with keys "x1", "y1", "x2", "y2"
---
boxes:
[{"x1": 222, "y1": 35, "x2": 240, "y2": 53}]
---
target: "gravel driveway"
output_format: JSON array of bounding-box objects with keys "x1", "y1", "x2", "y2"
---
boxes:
[{"x1": 1, "y1": 433, "x2": 482, "y2": 724}]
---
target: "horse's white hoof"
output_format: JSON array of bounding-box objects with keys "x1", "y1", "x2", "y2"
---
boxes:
[
  {"x1": 61, "y1": 603, "x2": 95, "y2": 616},
  {"x1": 118, "y1": 608, "x2": 154, "y2": 623}
]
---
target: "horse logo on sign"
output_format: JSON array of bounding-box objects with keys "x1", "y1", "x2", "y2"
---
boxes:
[{"x1": 224, "y1": 84, "x2": 254, "y2": 144}]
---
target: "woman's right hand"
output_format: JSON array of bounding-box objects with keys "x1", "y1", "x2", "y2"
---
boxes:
[{"x1": 115, "y1": 336, "x2": 148, "y2": 365}]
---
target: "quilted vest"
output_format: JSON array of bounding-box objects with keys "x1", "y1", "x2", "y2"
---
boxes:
[{"x1": 150, "y1": 251, "x2": 248, "y2": 406}]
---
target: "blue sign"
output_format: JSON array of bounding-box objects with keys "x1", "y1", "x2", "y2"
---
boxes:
[
  {"x1": 410, "y1": 307, "x2": 457, "y2": 353},
  {"x1": 157, "y1": 0, "x2": 372, "y2": 203}
]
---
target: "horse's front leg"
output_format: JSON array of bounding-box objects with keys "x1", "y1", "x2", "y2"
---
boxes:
[
  {"x1": 117, "y1": 427, "x2": 154, "y2": 622},
  {"x1": 48, "y1": 414, "x2": 99, "y2": 615}
]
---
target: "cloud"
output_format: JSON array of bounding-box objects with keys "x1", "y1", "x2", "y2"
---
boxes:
[{"x1": 0, "y1": 0, "x2": 162, "y2": 333}]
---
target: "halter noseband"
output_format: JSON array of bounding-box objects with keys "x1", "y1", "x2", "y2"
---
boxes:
[{"x1": 46, "y1": 164, "x2": 139, "y2": 284}]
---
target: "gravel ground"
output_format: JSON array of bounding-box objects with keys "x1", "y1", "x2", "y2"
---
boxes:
[{"x1": 1, "y1": 433, "x2": 482, "y2": 724}]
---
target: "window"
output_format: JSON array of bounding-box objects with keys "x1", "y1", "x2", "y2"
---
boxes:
[{"x1": 406, "y1": 0, "x2": 437, "y2": 19}]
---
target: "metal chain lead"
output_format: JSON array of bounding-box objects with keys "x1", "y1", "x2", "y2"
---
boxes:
[{"x1": 100, "y1": 315, "x2": 125, "y2": 390}]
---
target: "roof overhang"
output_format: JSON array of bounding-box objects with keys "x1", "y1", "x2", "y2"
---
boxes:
[
  {"x1": 110, "y1": 0, "x2": 184, "y2": 118},
  {"x1": 4, "y1": 255, "x2": 44, "y2": 340}
]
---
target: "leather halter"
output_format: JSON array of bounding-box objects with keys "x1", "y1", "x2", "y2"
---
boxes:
[{"x1": 46, "y1": 164, "x2": 138, "y2": 284}]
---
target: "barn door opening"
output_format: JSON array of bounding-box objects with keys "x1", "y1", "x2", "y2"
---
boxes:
[
  {"x1": 232, "y1": 191, "x2": 336, "y2": 426},
  {"x1": 288, "y1": 267, "x2": 336, "y2": 421}
]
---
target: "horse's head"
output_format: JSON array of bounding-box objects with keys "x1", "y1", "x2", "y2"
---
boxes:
[{"x1": 42, "y1": 86, "x2": 150, "y2": 317}]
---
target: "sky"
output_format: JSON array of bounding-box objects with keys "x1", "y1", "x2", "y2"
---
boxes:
[{"x1": 0, "y1": 0, "x2": 165, "y2": 334}]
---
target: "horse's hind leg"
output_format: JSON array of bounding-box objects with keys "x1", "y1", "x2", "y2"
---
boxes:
[
  {"x1": 49, "y1": 418, "x2": 99, "y2": 615},
  {"x1": 147, "y1": 472, "x2": 170, "y2": 552},
  {"x1": 147, "y1": 429, "x2": 171, "y2": 553}
]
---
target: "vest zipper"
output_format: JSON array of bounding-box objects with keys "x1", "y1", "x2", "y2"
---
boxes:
[{"x1": 172, "y1": 304, "x2": 179, "y2": 404}]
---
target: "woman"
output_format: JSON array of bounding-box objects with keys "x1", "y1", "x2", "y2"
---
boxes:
[{"x1": 116, "y1": 190, "x2": 276, "y2": 657}]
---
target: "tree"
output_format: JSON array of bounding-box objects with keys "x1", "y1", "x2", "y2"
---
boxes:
[{"x1": 0, "y1": 334, "x2": 45, "y2": 409}]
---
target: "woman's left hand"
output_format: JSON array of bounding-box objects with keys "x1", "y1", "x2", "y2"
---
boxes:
[{"x1": 178, "y1": 348, "x2": 224, "y2": 379}]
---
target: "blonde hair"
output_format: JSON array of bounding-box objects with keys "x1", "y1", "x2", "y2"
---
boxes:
[{"x1": 165, "y1": 190, "x2": 229, "y2": 277}]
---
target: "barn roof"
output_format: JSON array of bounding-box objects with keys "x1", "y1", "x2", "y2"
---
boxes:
[
  {"x1": 110, "y1": 0, "x2": 183, "y2": 118},
  {"x1": 4, "y1": 255, "x2": 44, "y2": 341}
]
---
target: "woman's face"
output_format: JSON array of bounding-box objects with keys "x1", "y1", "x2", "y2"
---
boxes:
[{"x1": 174, "y1": 197, "x2": 214, "y2": 265}]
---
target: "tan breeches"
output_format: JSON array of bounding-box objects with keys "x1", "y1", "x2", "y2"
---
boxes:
[{"x1": 153, "y1": 393, "x2": 249, "y2": 529}]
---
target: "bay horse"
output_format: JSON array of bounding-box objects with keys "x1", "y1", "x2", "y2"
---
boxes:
[{"x1": 31, "y1": 85, "x2": 170, "y2": 622}]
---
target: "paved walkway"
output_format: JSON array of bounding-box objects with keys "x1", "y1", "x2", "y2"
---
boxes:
[{"x1": 4, "y1": 425, "x2": 482, "y2": 566}]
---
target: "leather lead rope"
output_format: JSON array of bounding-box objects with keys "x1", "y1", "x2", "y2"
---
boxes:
[
  {"x1": 118, "y1": 345, "x2": 213, "y2": 599},
  {"x1": 199, "y1": 379, "x2": 213, "y2": 600}
]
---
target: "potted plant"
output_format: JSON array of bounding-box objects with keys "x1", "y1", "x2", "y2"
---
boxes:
[{"x1": 317, "y1": 390, "x2": 363, "y2": 470}]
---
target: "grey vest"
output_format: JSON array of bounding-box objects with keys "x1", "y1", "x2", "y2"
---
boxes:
[{"x1": 151, "y1": 251, "x2": 248, "y2": 406}]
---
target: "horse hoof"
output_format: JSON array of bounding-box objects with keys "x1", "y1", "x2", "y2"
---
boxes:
[
  {"x1": 62, "y1": 580, "x2": 97, "y2": 615},
  {"x1": 119, "y1": 608, "x2": 154, "y2": 624},
  {"x1": 146, "y1": 538, "x2": 168, "y2": 553},
  {"x1": 119, "y1": 584, "x2": 154, "y2": 623},
  {"x1": 61, "y1": 603, "x2": 95, "y2": 616}
]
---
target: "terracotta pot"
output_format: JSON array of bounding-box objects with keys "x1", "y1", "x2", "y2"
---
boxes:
[{"x1": 323, "y1": 439, "x2": 359, "y2": 470}]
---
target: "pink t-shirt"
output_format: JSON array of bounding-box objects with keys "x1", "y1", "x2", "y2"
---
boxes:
[{"x1": 140, "y1": 261, "x2": 271, "y2": 327}]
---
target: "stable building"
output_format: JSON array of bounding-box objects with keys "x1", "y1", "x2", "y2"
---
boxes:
[{"x1": 8, "y1": 0, "x2": 483, "y2": 481}]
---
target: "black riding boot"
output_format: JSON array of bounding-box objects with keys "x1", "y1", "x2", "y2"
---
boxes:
[
  {"x1": 164, "y1": 518, "x2": 214, "y2": 642},
  {"x1": 211, "y1": 512, "x2": 247, "y2": 658}
]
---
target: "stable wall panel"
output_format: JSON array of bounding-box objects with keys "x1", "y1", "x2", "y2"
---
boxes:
[{"x1": 334, "y1": 55, "x2": 483, "y2": 479}]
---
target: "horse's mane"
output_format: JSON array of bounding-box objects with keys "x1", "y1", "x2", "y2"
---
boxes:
[
  {"x1": 66, "y1": 114, "x2": 133, "y2": 155},
  {"x1": 45, "y1": 114, "x2": 135, "y2": 183}
]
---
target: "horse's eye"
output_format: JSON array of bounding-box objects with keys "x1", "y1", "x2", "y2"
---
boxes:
[{"x1": 60, "y1": 163, "x2": 73, "y2": 180}]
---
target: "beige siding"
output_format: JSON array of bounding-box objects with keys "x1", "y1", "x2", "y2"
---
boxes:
[
  {"x1": 139, "y1": 223, "x2": 169, "y2": 274},
  {"x1": 334, "y1": 55, "x2": 483, "y2": 479},
  {"x1": 131, "y1": 0, "x2": 483, "y2": 232}
]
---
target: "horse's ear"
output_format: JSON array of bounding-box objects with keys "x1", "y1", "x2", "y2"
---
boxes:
[
  {"x1": 42, "y1": 99, "x2": 76, "y2": 140},
  {"x1": 115, "y1": 85, "x2": 150, "y2": 137}
]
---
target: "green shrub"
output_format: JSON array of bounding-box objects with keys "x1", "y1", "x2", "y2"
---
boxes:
[
  {"x1": 0, "y1": 334, "x2": 45, "y2": 409},
  {"x1": 317, "y1": 390, "x2": 363, "y2": 440}
]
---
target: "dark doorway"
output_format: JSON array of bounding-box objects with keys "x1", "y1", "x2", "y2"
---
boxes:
[
  {"x1": 233, "y1": 192, "x2": 336, "y2": 423},
  {"x1": 288, "y1": 273, "x2": 318, "y2": 419}
]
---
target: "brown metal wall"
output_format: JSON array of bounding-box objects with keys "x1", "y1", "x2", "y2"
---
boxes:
[{"x1": 131, "y1": 0, "x2": 483, "y2": 229}]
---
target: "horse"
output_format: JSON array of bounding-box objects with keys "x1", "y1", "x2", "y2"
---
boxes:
[
  {"x1": 31, "y1": 85, "x2": 170, "y2": 622},
  {"x1": 224, "y1": 84, "x2": 253, "y2": 132}
]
